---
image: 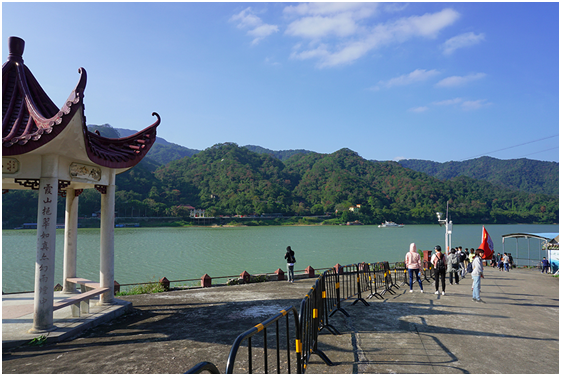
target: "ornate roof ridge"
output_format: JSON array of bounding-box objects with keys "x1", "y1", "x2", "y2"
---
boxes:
[
  {"x1": 84, "y1": 113, "x2": 161, "y2": 168},
  {"x1": 2, "y1": 36, "x2": 86, "y2": 154},
  {"x1": 2, "y1": 36, "x2": 160, "y2": 169}
]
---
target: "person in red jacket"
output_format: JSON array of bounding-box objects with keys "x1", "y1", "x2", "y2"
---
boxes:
[{"x1": 405, "y1": 243, "x2": 424, "y2": 293}]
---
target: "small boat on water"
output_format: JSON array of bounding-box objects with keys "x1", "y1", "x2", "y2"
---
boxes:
[{"x1": 378, "y1": 221, "x2": 404, "y2": 228}]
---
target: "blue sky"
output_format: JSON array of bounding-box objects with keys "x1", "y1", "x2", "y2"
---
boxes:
[{"x1": 2, "y1": 2, "x2": 559, "y2": 163}]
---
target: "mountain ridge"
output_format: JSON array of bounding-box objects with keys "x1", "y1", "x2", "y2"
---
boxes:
[{"x1": 86, "y1": 124, "x2": 559, "y2": 196}]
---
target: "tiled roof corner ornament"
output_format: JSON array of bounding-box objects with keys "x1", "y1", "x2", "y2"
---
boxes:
[{"x1": 2, "y1": 36, "x2": 160, "y2": 169}]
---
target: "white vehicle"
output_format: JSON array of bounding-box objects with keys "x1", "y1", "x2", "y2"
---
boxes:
[{"x1": 378, "y1": 221, "x2": 404, "y2": 228}]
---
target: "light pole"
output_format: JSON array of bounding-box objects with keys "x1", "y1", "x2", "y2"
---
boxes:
[{"x1": 436, "y1": 202, "x2": 452, "y2": 253}]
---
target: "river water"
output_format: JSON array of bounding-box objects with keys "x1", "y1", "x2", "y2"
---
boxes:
[{"x1": 2, "y1": 224, "x2": 558, "y2": 293}]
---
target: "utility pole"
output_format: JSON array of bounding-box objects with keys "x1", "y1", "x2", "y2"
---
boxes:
[{"x1": 436, "y1": 202, "x2": 453, "y2": 252}]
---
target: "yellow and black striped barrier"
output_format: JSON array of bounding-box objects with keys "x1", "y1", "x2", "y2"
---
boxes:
[{"x1": 224, "y1": 306, "x2": 301, "y2": 374}]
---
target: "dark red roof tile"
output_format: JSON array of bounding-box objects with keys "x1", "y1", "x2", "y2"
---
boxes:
[{"x1": 2, "y1": 36, "x2": 160, "y2": 169}]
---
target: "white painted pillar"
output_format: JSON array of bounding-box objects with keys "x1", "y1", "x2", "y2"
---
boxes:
[
  {"x1": 30, "y1": 155, "x2": 58, "y2": 333},
  {"x1": 63, "y1": 188, "x2": 79, "y2": 293},
  {"x1": 99, "y1": 170, "x2": 116, "y2": 304}
]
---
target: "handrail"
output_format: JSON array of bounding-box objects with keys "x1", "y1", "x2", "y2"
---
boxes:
[
  {"x1": 225, "y1": 306, "x2": 301, "y2": 374},
  {"x1": 186, "y1": 362, "x2": 221, "y2": 374},
  {"x1": 188, "y1": 260, "x2": 404, "y2": 374}
]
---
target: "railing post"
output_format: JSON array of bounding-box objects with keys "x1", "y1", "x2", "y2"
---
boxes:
[
  {"x1": 240, "y1": 271, "x2": 251, "y2": 284},
  {"x1": 274, "y1": 268, "x2": 285, "y2": 281},
  {"x1": 305, "y1": 266, "x2": 315, "y2": 278},
  {"x1": 159, "y1": 277, "x2": 170, "y2": 291},
  {"x1": 201, "y1": 274, "x2": 212, "y2": 287}
]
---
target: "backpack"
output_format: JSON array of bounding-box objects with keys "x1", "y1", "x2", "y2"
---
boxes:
[
  {"x1": 451, "y1": 253, "x2": 459, "y2": 266},
  {"x1": 436, "y1": 254, "x2": 446, "y2": 271},
  {"x1": 466, "y1": 262, "x2": 473, "y2": 273}
]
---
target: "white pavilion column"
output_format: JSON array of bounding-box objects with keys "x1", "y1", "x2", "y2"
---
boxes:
[
  {"x1": 63, "y1": 188, "x2": 79, "y2": 293},
  {"x1": 30, "y1": 155, "x2": 59, "y2": 333},
  {"x1": 99, "y1": 170, "x2": 116, "y2": 304}
]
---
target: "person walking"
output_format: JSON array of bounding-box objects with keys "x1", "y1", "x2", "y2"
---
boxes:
[
  {"x1": 497, "y1": 253, "x2": 504, "y2": 271},
  {"x1": 472, "y1": 248, "x2": 485, "y2": 302},
  {"x1": 503, "y1": 253, "x2": 510, "y2": 272},
  {"x1": 431, "y1": 245, "x2": 446, "y2": 295},
  {"x1": 458, "y1": 246, "x2": 467, "y2": 278},
  {"x1": 284, "y1": 246, "x2": 296, "y2": 283},
  {"x1": 541, "y1": 257, "x2": 550, "y2": 274},
  {"x1": 405, "y1": 243, "x2": 424, "y2": 293}
]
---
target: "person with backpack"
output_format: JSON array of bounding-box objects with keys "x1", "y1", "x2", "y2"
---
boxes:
[
  {"x1": 447, "y1": 249, "x2": 460, "y2": 285},
  {"x1": 405, "y1": 242, "x2": 424, "y2": 293},
  {"x1": 284, "y1": 246, "x2": 296, "y2": 283},
  {"x1": 431, "y1": 245, "x2": 446, "y2": 295}
]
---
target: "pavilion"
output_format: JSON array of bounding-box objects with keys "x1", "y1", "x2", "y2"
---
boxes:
[
  {"x1": 2, "y1": 36, "x2": 160, "y2": 333},
  {"x1": 501, "y1": 232, "x2": 559, "y2": 272}
]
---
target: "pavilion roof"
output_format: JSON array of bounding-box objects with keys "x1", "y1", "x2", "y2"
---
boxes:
[{"x1": 2, "y1": 36, "x2": 160, "y2": 169}]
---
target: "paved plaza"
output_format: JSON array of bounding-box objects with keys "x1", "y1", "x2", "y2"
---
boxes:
[{"x1": 2, "y1": 267, "x2": 559, "y2": 374}]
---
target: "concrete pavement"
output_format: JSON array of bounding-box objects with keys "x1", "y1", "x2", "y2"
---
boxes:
[{"x1": 2, "y1": 267, "x2": 558, "y2": 374}]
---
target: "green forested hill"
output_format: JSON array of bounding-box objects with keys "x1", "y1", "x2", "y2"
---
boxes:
[
  {"x1": 3, "y1": 142, "x2": 558, "y2": 228},
  {"x1": 86, "y1": 124, "x2": 558, "y2": 196},
  {"x1": 399, "y1": 156, "x2": 559, "y2": 196},
  {"x1": 243, "y1": 145, "x2": 313, "y2": 161}
]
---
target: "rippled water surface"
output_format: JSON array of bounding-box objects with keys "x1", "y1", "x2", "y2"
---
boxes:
[{"x1": 2, "y1": 223, "x2": 557, "y2": 292}]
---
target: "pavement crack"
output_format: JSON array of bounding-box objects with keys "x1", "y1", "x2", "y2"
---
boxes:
[
  {"x1": 344, "y1": 314, "x2": 368, "y2": 374},
  {"x1": 411, "y1": 321, "x2": 438, "y2": 374}
]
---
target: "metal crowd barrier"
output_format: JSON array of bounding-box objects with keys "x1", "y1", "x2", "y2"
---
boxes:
[
  {"x1": 299, "y1": 276, "x2": 334, "y2": 372},
  {"x1": 225, "y1": 306, "x2": 301, "y2": 374},
  {"x1": 187, "y1": 260, "x2": 403, "y2": 374}
]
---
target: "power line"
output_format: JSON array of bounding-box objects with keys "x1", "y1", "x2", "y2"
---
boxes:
[
  {"x1": 514, "y1": 146, "x2": 559, "y2": 159},
  {"x1": 460, "y1": 134, "x2": 559, "y2": 161}
]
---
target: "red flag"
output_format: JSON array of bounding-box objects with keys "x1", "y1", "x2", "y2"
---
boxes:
[{"x1": 479, "y1": 226, "x2": 494, "y2": 260}]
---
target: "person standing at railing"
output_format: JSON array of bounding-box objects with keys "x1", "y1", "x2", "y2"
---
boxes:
[
  {"x1": 284, "y1": 246, "x2": 296, "y2": 283},
  {"x1": 431, "y1": 245, "x2": 447, "y2": 295},
  {"x1": 405, "y1": 243, "x2": 424, "y2": 293}
]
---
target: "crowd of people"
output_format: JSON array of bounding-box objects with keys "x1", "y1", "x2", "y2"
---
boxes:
[
  {"x1": 491, "y1": 252, "x2": 514, "y2": 271},
  {"x1": 405, "y1": 243, "x2": 485, "y2": 302}
]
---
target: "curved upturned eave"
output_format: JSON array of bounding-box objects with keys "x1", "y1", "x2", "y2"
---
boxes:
[
  {"x1": 83, "y1": 112, "x2": 161, "y2": 169},
  {"x1": 2, "y1": 66, "x2": 87, "y2": 156}
]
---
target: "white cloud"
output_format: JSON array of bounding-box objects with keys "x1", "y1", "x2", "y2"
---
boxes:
[
  {"x1": 288, "y1": 8, "x2": 460, "y2": 68},
  {"x1": 230, "y1": 7, "x2": 278, "y2": 45},
  {"x1": 285, "y1": 14, "x2": 360, "y2": 39},
  {"x1": 442, "y1": 32, "x2": 485, "y2": 55},
  {"x1": 283, "y1": 3, "x2": 378, "y2": 17},
  {"x1": 435, "y1": 72, "x2": 486, "y2": 87},
  {"x1": 393, "y1": 156, "x2": 407, "y2": 161},
  {"x1": 433, "y1": 98, "x2": 463, "y2": 105},
  {"x1": 431, "y1": 97, "x2": 491, "y2": 110},
  {"x1": 409, "y1": 106, "x2": 429, "y2": 113},
  {"x1": 461, "y1": 99, "x2": 491, "y2": 110},
  {"x1": 379, "y1": 69, "x2": 440, "y2": 88}
]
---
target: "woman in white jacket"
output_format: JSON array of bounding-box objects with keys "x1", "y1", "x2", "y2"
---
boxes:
[
  {"x1": 471, "y1": 249, "x2": 484, "y2": 302},
  {"x1": 405, "y1": 243, "x2": 424, "y2": 293}
]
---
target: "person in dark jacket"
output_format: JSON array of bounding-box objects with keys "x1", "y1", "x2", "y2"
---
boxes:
[
  {"x1": 541, "y1": 257, "x2": 550, "y2": 274},
  {"x1": 284, "y1": 246, "x2": 296, "y2": 283}
]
